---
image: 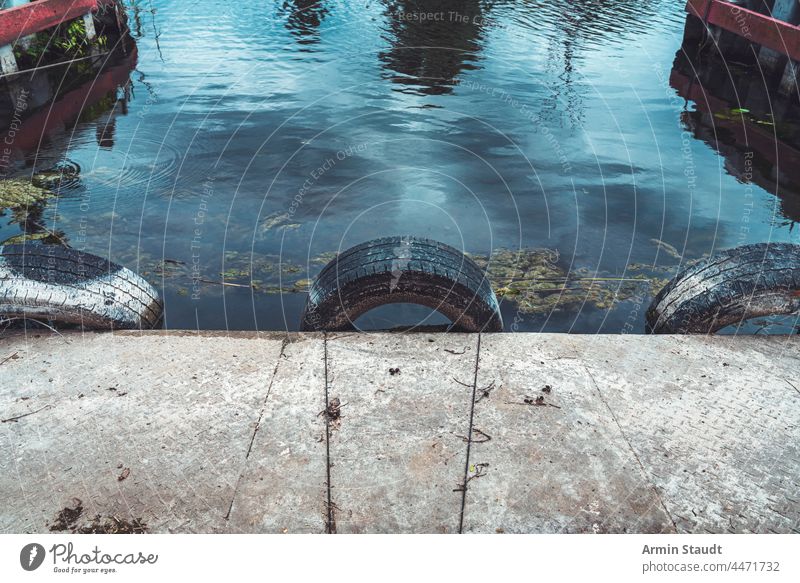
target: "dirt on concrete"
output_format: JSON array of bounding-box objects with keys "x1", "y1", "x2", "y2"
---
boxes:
[{"x1": 48, "y1": 498, "x2": 148, "y2": 534}]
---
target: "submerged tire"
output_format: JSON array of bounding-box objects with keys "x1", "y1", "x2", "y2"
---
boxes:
[
  {"x1": 301, "y1": 236, "x2": 503, "y2": 332},
  {"x1": 646, "y1": 243, "x2": 800, "y2": 334},
  {"x1": 0, "y1": 244, "x2": 163, "y2": 329}
]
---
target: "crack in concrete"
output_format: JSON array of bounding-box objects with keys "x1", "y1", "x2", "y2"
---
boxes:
[
  {"x1": 583, "y1": 365, "x2": 679, "y2": 533},
  {"x1": 223, "y1": 336, "x2": 289, "y2": 521},
  {"x1": 784, "y1": 378, "x2": 800, "y2": 396},
  {"x1": 457, "y1": 333, "x2": 483, "y2": 534}
]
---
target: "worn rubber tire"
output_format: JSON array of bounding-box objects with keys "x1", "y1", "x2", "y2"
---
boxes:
[
  {"x1": 646, "y1": 243, "x2": 800, "y2": 334},
  {"x1": 300, "y1": 236, "x2": 503, "y2": 332},
  {"x1": 0, "y1": 244, "x2": 163, "y2": 329}
]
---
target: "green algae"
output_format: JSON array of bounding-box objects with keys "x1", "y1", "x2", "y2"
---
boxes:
[
  {"x1": 259, "y1": 212, "x2": 302, "y2": 235},
  {"x1": 0, "y1": 230, "x2": 67, "y2": 246},
  {"x1": 0, "y1": 179, "x2": 53, "y2": 209},
  {"x1": 31, "y1": 166, "x2": 80, "y2": 189},
  {"x1": 122, "y1": 245, "x2": 675, "y2": 313},
  {"x1": 469, "y1": 248, "x2": 673, "y2": 315}
]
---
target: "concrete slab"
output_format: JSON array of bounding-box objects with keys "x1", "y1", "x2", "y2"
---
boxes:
[
  {"x1": 580, "y1": 335, "x2": 800, "y2": 533},
  {"x1": 463, "y1": 334, "x2": 676, "y2": 533},
  {"x1": 0, "y1": 331, "x2": 285, "y2": 533},
  {"x1": 0, "y1": 331, "x2": 797, "y2": 534},
  {"x1": 325, "y1": 333, "x2": 478, "y2": 533},
  {"x1": 226, "y1": 334, "x2": 328, "y2": 533}
]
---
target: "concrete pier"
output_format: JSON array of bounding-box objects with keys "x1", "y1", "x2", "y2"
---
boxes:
[{"x1": 1, "y1": 331, "x2": 798, "y2": 534}]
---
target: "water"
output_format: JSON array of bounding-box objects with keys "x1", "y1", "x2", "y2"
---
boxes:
[{"x1": 1, "y1": 0, "x2": 798, "y2": 332}]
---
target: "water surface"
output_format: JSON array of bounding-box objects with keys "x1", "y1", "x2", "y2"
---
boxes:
[{"x1": 1, "y1": 0, "x2": 798, "y2": 332}]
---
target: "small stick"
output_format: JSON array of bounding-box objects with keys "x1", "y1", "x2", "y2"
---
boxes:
[
  {"x1": 475, "y1": 381, "x2": 496, "y2": 403},
  {"x1": 0, "y1": 317, "x2": 70, "y2": 343},
  {"x1": 444, "y1": 346, "x2": 470, "y2": 355},
  {"x1": 2, "y1": 405, "x2": 51, "y2": 423},
  {"x1": 199, "y1": 279, "x2": 252, "y2": 289}
]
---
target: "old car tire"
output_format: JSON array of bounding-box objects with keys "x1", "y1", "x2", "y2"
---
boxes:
[
  {"x1": 300, "y1": 236, "x2": 503, "y2": 332},
  {"x1": 646, "y1": 243, "x2": 800, "y2": 334},
  {"x1": 0, "y1": 244, "x2": 163, "y2": 329}
]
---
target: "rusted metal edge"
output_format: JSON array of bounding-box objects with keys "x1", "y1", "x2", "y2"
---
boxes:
[
  {"x1": 686, "y1": 0, "x2": 800, "y2": 61},
  {"x1": 0, "y1": 0, "x2": 98, "y2": 47}
]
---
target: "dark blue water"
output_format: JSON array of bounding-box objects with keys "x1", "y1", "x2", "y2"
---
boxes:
[{"x1": 1, "y1": 0, "x2": 798, "y2": 332}]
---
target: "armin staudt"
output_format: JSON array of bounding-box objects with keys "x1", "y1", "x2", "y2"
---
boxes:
[{"x1": 642, "y1": 544, "x2": 723, "y2": 555}]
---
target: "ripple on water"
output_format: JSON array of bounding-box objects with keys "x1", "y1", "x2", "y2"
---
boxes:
[
  {"x1": 79, "y1": 135, "x2": 207, "y2": 197},
  {"x1": 29, "y1": 159, "x2": 83, "y2": 193}
]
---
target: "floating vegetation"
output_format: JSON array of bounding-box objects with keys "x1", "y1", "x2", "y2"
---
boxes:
[
  {"x1": 713, "y1": 108, "x2": 778, "y2": 128},
  {"x1": 259, "y1": 211, "x2": 301, "y2": 235},
  {"x1": 31, "y1": 162, "x2": 81, "y2": 190},
  {"x1": 220, "y1": 267, "x2": 251, "y2": 280},
  {"x1": 312, "y1": 251, "x2": 339, "y2": 264},
  {"x1": 0, "y1": 179, "x2": 53, "y2": 209},
  {"x1": 152, "y1": 259, "x2": 187, "y2": 278},
  {"x1": 0, "y1": 178, "x2": 66, "y2": 246},
  {"x1": 650, "y1": 238, "x2": 682, "y2": 260},
  {"x1": 136, "y1": 249, "x2": 322, "y2": 296},
  {"x1": 0, "y1": 230, "x2": 68, "y2": 246},
  {"x1": 291, "y1": 278, "x2": 313, "y2": 291},
  {"x1": 101, "y1": 244, "x2": 676, "y2": 315},
  {"x1": 137, "y1": 246, "x2": 676, "y2": 309},
  {"x1": 469, "y1": 248, "x2": 674, "y2": 315},
  {"x1": 469, "y1": 247, "x2": 563, "y2": 290}
]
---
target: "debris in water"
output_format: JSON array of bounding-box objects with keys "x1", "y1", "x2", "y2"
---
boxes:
[
  {"x1": 259, "y1": 212, "x2": 301, "y2": 234},
  {"x1": 650, "y1": 238, "x2": 682, "y2": 259}
]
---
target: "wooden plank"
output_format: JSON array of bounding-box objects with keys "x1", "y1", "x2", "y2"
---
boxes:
[
  {"x1": 686, "y1": 0, "x2": 800, "y2": 61},
  {"x1": 0, "y1": 0, "x2": 97, "y2": 47}
]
